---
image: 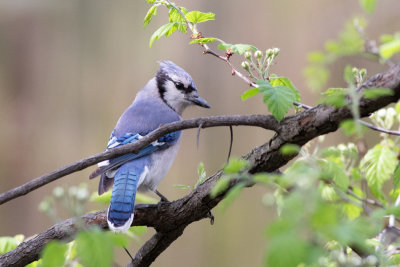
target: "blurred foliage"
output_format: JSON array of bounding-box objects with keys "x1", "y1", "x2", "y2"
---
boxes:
[{"x1": 3, "y1": 0, "x2": 400, "y2": 266}]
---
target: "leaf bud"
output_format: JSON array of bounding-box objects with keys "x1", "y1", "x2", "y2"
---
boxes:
[
  {"x1": 254, "y1": 50, "x2": 263, "y2": 59},
  {"x1": 241, "y1": 61, "x2": 250, "y2": 71},
  {"x1": 244, "y1": 51, "x2": 252, "y2": 60},
  {"x1": 359, "y1": 68, "x2": 367, "y2": 78},
  {"x1": 266, "y1": 49, "x2": 274, "y2": 58}
]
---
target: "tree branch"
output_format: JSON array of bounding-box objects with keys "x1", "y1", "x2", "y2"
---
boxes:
[
  {"x1": 1, "y1": 62, "x2": 400, "y2": 267},
  {"x1": 0, "y1": 115, "x2": 279, "y2": 206}
]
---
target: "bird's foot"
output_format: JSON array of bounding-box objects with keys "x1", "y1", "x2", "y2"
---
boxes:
[
  {"x1": 155, "y1": 189, "x2": 170, "y2": 202},
  {"x1": 207, "y1": 210, "x2": 215, "y2": 225}
]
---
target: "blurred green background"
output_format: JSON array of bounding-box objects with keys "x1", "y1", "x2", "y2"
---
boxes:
[{"x1": 0, "y1": 0, "x2": 399, "y2": 266}]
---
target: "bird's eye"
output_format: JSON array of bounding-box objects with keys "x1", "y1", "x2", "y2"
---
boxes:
[{"x1": 174, "y1": 82, "x2": 185, "y2": 90}]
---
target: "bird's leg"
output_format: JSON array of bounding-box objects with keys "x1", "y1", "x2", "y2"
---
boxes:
[{"x1": 155, "y1": 189, "x2": 170, "y2": 202}]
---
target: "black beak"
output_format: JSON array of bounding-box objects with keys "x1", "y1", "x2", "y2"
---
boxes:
[{"x1": 189, "y1": 95, "x2": 210, "y2": 108}]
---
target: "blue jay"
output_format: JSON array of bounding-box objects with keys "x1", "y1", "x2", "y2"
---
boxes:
[{"x1": 90, "y1": 61, "x2": 210, "y2": 233}]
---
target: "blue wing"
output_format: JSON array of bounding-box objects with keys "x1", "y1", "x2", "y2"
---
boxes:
[{"x1": 89, "y1": 131, "x2": 181, "y2": 194}]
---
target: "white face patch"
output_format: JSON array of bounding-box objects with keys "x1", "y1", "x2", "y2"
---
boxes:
[{"x1": 163, "y1": 80, "x2": 191, "y2": 114}]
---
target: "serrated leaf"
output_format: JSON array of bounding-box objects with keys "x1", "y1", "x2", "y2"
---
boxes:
[
  {"x1": 185, "y1": 11, "x2": 215, "y2": 24},
  {"x1": 217, "y1": 43, "x2": 257, "y2": 55},
  {"x1": 41, "y1": 241, "x2": 68, "y2": 267},
  {"x1": 257, "y1": 80, "x2": 296, "y2": 122},
  {"x1": 360, "y1": 0, "x2": 376, "y2": 14},
  {"x1": 224, "y1": 158, "x2": 249, "y2": 174},
  {"x1": 168, "y1": 8, "x2": 187, "y2": 33},
  {"x1": 280, "y1": 144, "x2": 300, "y2": 156},
  {"x1": 149, "y1": 23, "x2": 176, "y2": 47},
  {"x1": 269, "y1": 76, "x2": 301, "y2": 102},
  {"x1": 189, "y1": 37, "x2": 218, "y2": 44},
  {"x1": 379, "y1": 39, "x2": 400, "y2": 60},
  {"x1": 241, "y1": 88, "x2": 260, "y2": 101},
  {"x1": 363, "y1": 87, "x2": 393, "y2": 99},
  {"x1": 143, "y1": 4, "x2": 158, "y2": 27},
  {"x1": 360, "y1": 144, "x2": 398, "y2": 200}
]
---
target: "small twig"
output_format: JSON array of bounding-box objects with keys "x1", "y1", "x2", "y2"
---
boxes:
[
  {"x1": 347, "y1": 188, "x2": 384, "y2": 208},
  {"x1": 359, "y1": 120, "x2": 400, "y2": 136},
  {"x1": 227, "y1": 126, "x2": 233, "y2": 162}
]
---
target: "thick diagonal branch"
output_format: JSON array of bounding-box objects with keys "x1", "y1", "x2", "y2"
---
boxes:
[{"x1": 1, "y1": 63, "x2": 400, "y2": 267}]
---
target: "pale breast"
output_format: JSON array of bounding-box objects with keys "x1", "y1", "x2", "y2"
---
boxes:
[{"x1": 137, "y1": 140, "x2": 181, "y2": 192}]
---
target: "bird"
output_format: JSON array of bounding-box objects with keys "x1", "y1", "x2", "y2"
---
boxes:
[{"x1": 89, "y1": 61, "x2": 210, "y2": 233}]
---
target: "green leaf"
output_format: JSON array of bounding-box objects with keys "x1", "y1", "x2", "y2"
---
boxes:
[
  {"x1": 219, "y1": 183, "x2": 245, "y2": 212},
  {"x1": 269, "y1": 76, "x2": 301, "y2": 102},
  {"x1": 241, "y1": 88, "x2": 260, "y2": 101},
  {"x1": 143, "y1": 4, "x2": 158, "y2": 27},
  {"x1": 194, "y1": 162, "x2": 207, "y2": 188},
  {"x1": 363, "y1": 87, "x2": 394, "y2": 99},
  {"x1": 307, "y1": 51, "x2": 327, "y2": 64},
  {"x1": 319, "y1": 160, "x2": 350, "y2": 190},
  {"x1": 136, "y1": 192, "x2": 158, "y2": 204},
  {"x1": 360, "y1": 144, "x2": 398, "y2": 200},
  {"x1": 185, "y1": 11, "x2": 215, "y2": 24},
  {"x1": 90, "y1": 191, "x2": 111, "y2": 204},
  {"x1": 303, "y1": 66, "x2": 329, "y2": 92},
  {"x1": 320, "y1": 88, "x2": 347, "y2": 108},
  {"x1": 189, "y1": 37, "x2": 218, "y2": 44},
  {"x1": 340, "y1": 119, "x2": 366, "y2": 137},
  {"x1": 173, "y1": 184, "x2": 191, "y2": 190},
  {"x1": 217, "y1": 43, "x2": 257, "y2": 55},
  {"x1": 168, "y1": 7, "x2": 187, "y2": 33},
  {"x1": 210, "y1": 177, "x2": 230, "y2": 198},
  {"x1": 257, "y1": 80, "x2": 296, "y2": 122},
  {"x1": 280, "y1": 144, "x2": 300, "y2": 156},
  {"x1": 265, "y1": 229, "x2": 310, "y2": 267},
  {"x1": 149, "y1": 22, "x2": 176, "y2": 47},
  {"x1": 379, "y1": 39, "x2": 400, "y2": 60},
  {"x1": 76, "y1": 230, "x2": 114, "y2": 267},
  {"x1": 393, "y1": 162, "x2": 400, "y2": 192},
  {"x1": 360, "y1": 0, "x2": 376, "y2": 14},
  {"x1": 108, "y1": 232, "x2": 128, "y2": 247},
  {"x1": 0, "y1": 236, "x2": 19, "y2": 254},
  {"x1": 224, "y1": 158, "x2": 249, "y2": 174},
  {"x1": 381, "y1": 34, "x2": 396, "y2": 44},
  {"x1": 41, "y1": 241, "x2": 68, "y2": 267}
]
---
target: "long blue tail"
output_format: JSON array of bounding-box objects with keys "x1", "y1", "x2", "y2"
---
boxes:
[{"x1": 107, "y1": 166, "x2": 142, "y2": 233}]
